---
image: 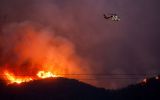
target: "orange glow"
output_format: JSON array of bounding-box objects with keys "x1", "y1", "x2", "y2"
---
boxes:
[
  {"x1": 0, "y1": 24, "x2": 90, "y2": 85},
  {"x1": 142, "y1": 78, "x2": 147, "y2": 84},
  {"x1": 4, "y1": 71, "x2": 33, "y2": 84},
  {"x1": 3, "y1": 70, "x2": 57, "y2": 84},
  {"x1": 155, "y1": 76, "x2": 159, "y2": 80},
  {"x1": 37, "y1": 71, "x2": 57, "y2": 78}
]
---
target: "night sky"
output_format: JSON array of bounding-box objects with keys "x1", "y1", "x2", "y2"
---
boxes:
[{"x1": 0, "y1": 0, "x2": 160, "y2": 88}]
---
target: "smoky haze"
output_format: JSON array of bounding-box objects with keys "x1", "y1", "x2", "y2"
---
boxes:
[{"x1": 0, "y1": 0, "x2": 160, "y2": 88}]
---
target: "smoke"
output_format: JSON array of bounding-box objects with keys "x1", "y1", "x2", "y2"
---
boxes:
[
  {"x1": 0, "y1": 0, "x2": 160, "y2": 88},
  {"x1": 0, "y1": 22, "x2": 89, "y2": 75}
]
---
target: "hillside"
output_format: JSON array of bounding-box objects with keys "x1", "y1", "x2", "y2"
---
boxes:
[{"x1": 0, "y1": 76, "x2": 160, "y2": 100}]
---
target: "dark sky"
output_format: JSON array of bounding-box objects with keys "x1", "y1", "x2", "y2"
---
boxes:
[{"x1": 0, "y1": 0, "x2": 160, "y2": 88}]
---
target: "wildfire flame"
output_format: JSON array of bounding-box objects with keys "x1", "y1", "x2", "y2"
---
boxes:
[
  {"x1": 140, "y1": 78, "x2": 148, "y2": 85},
  {"x1": 3, "y1": 70, "x2": 58, "y2": 84},
  {"x1": 4, "y1": 71, "x2": 33, "y2": 84},
  {"x1": 143, "y1": 78, "x2": 147, "y2": 83},
  {"x1": 37, "y1": 71, "x2": 57, "y2": 79},
  {"x1": 155, "y1": 76, "x2": 159, "y2": 80}
]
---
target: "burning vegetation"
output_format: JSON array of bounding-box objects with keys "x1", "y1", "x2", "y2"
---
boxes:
[
  {"x1": 3, "y1": 70, "x2": 58, "y2": 84},
  {"x1": 4, "y1": 70, "x2": 33, "y2": 84},
  {"x1": 0, "y1": 22, "x2": 89, "y2": 85}
]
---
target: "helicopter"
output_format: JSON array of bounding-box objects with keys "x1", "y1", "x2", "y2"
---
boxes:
[{"x1": 103, "y1": 13, "x2": 120, "y2": 21}]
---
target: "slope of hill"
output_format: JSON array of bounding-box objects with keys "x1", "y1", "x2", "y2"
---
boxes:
[
  {"x1": 113, "y1": 76, "x2": 160, "y2": 100},
  {"x1": 0, "y1": 76, "x2": 160, "y2": 100},
  {"x1": 0, "y1": 77, "x2": 107, "y2": 100}
]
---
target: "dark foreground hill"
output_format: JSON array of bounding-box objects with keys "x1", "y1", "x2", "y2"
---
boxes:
[{"x1": 0, "y1": 76, "x2": 160, "y2": 100}]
